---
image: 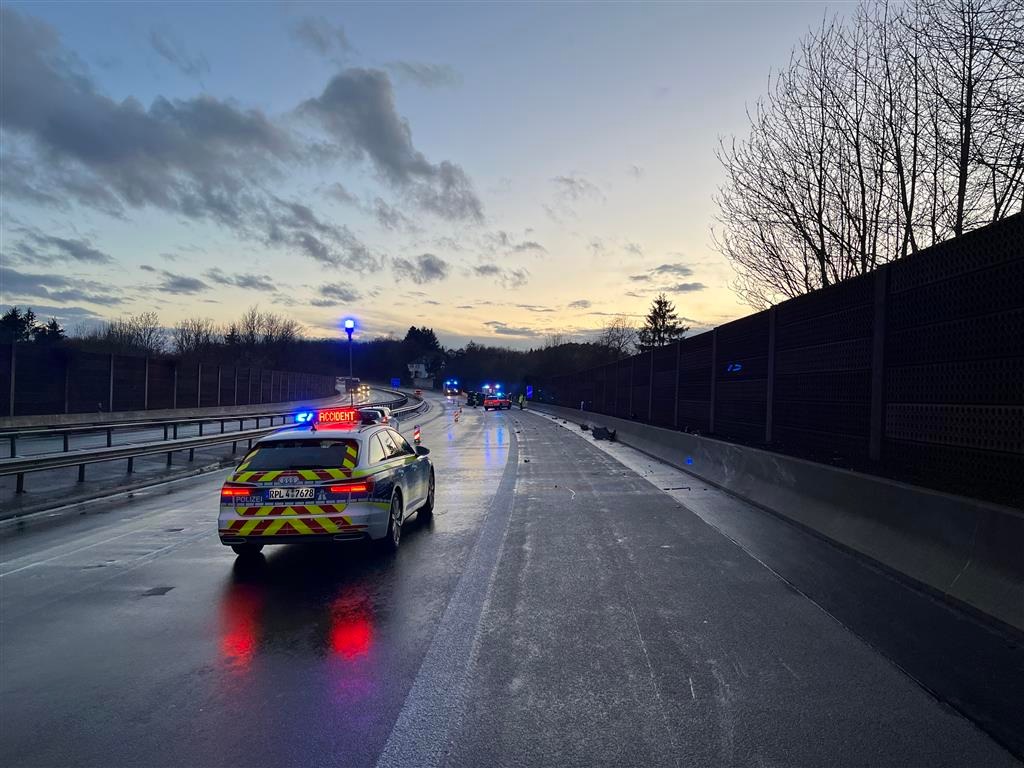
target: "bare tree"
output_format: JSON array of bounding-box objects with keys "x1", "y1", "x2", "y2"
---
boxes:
[
  {"x1": 597, "y1": 316, "x2": 637, "y2": 359},
  {"x1": 83, "y1": 312, "x2": 167, "y2": 355},
  {"x1": 172, "y1": 317, "x2": 218, "y2": 356},
  {"x1": 714, "y1": 0, "x2": 1023, "y2": 308}
]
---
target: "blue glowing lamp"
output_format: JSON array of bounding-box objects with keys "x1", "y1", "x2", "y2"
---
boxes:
[{"x1": 296, "y1": 410, "x2": 315, "y2": 423}]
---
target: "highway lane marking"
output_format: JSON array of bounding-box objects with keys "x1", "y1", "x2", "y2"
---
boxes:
[
  {"x1": 0, "y1": 477, "x2": 223, "y2": 575},
  {"x1": 0, "y1": 528, "x2": 212, "y2": 620},
  {"x1": 375, "y1": 414, "x2": 519, "y2": 768},
  {"x1": 0, "y1": 530, "x2": 143, "y2": 576}
]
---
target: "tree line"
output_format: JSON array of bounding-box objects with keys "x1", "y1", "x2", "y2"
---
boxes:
[
  {"x1": 715, "y1": 0, "x2": 1023, "y2": 308},
  {"x1": 1, "y1": 292, "x2": 692, "y2": 383}
]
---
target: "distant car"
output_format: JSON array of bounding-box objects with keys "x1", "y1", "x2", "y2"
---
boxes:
[
  {"x1": 359, "y1": 406, "x2": 399, "y2": 430},
  {"x1": 483, "y1": 391, "x2": 511, "y2": 410},
  {"x1": 219, "y1": 407, "x2": 433, "y2": 556}
]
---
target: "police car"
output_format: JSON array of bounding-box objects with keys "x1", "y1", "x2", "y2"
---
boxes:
[
  {"x1": 219, "y1": 407, "x2": 434, "y2": 557},
  {"x1": 359, "y1": 405, "x2": 399, "y2": 430}
]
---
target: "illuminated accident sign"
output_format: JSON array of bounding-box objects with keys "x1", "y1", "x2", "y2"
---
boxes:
[{"x1": 296, "y1": 407, "x2": 360, "y2": 427}]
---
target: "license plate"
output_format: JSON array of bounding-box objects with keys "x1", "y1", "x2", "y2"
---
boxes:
[{"x1": 267, "y1": 487, "x2": 315, "y2": 501}]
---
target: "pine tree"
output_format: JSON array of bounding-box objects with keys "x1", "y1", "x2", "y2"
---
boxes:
[
  {"x1": 1, "y1": 306, "x2": 36, "y2": 343},
  {"x1": 637, "y1": 294, "x2": 688, "y2": 351},
  {"x1": 32, "y1": 318, "x2": 66, "y2": 344}
]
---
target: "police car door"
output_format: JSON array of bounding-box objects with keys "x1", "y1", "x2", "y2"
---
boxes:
[{"x1": 386, "y1": 429, "x2": 425, "y2": 508}]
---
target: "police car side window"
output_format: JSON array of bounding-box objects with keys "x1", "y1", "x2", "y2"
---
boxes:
[
  {"x1": 389, "y1": 430, "x2": 415, "y2": 456},
  {"x1": 378, "y1": 430, "x2": 400, "y2": 459},
  {"x1": 368, "y1": 434, "x2": 387, "y2": 464}
]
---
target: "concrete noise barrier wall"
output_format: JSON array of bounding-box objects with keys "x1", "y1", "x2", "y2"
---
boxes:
[{"x1": 535, "y1": 403, "x2": 1024, "y2": 633}]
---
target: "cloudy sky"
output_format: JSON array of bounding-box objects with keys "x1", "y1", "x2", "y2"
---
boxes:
[{"x1": 0, "y1": 1, "x2": 833, "y2": 348}]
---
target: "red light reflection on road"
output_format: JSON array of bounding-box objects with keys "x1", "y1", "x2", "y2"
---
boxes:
[
  {"x1": 220, "y1": 585, "x2": 263, "y2": 669},
  {"x1": 329, "y1": 591, "x2": 374, "y2": 660}
]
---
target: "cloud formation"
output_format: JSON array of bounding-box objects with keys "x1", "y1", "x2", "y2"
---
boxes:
[
  {"x1": 393, "y1": 253, "x2": 449, "y2": 284},
  {"x1": 140, "y1": 267, "x2": 208, "y2": 295},
  {"x1": 12, "y1": 229, "x2": 113, "y2": 264},
  {"x1": 629, "y1": 262, "x2": 696, "y2": 281},
  {"x1": 204, "y1": 268, "x2": 276, "y2": 292},
  {"x1": 551, "y1": 174, "x2": 603, "y2": 202},
  {"x1": 386, "y1": 61, "x2": 460, "y2": 88},
  {"x1": 473, "y1": 264, "x2": 529, "y2": 289},
  {"x1": 291, "y1": 17, "x2": 352, "y2": 59},
  {"x1": 568, "y1": 299, "x2": 592, "y2": 309},
  {"x1": 300, "y1": 68, "x2": 483, "y2": 222},
  {"x1": 374, "y1": 198, "x2": 418, "y2": 231},
  {"x1": 2, "y1": 265, "x2": 125, "y2": 305},
  {"x1": 484, "y1": 230, "x2": 546, "y2": 255},
  {"x1": 0, "y1": 8, "x2": 471, "y2": 274},
  {"x1": 484, "y1": 321, "x2": 539, "y2": 337},
  {"x1": 311, "y1": 282, "x2": 361, "y2": 307},
  {"x1": 149, "y1": 27, "x2": 210, "y2": 78},
  {"x1": 668, "y1": 282, "x2": 706, "y2": 293}
]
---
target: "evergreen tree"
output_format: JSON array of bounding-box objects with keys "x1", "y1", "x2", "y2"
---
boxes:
[
  {"x1": 1, "y1": 306, "x2": 36, "y2": 343},
  {"x1": 32, "y1": 318, "x2": 66, "y2": 344},
  {"x1": 637, "y1": 294, "x2": 688, "y2": 351}
]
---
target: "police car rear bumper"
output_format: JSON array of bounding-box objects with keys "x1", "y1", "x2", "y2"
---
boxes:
[
  {"x1": 220, "y1": 532, "x2": 369, "y2": 545},
  {"x1": 218, "y1": 501, "x2": 391, "y2": 542}
]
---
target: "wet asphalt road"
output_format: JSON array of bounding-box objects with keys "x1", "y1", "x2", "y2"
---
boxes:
[{"x1": 1, "y1": 393, "x2": 1019, "y2": 767}]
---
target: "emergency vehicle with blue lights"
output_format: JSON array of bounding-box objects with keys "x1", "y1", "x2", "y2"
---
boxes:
[
  {"x1": 482, "y1": 383, "x2": 511, "y2": 410},
  {"x1": 218, "y1": 406, "x2": 434, "y2": 557}
]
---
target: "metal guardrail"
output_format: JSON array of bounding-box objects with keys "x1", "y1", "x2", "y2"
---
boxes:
[
  {"x1": 0, "y1": 390, "x2": 414, "y2": 495},
  {"x1": 1, "y1": 389, "x2": 410, "y2": 459},
  {"x1": 1, "y1": 410, "x2": 300, "y2": 459}
]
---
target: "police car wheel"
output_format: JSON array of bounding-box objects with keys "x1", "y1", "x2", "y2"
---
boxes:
[
  {"x1": 231, "y1": 543, "x2": 264, "y2": 557},
  {"x1": 419, "y1": 472, "x2": 435, "y2": 519},
  {"x1": 380, "y1": 494, "x2": 403, "y2": 553}
]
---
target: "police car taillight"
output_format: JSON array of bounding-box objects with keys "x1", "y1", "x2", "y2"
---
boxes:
[
  {"x1": 329, "y1": 479, "x2": 373, "y2": 495},
  {"x1": 221, "y1": 485, "x2": 251, "y2": 498}
]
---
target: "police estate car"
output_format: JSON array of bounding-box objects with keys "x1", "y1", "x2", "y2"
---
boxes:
[{"x1": 219, "y1": 407, "x2": 434, "y2": 557}]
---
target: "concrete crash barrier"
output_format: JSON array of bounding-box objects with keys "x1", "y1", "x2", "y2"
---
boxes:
[{"x1": 535, "y1": 403, "x2": 1024, "y2": 633}]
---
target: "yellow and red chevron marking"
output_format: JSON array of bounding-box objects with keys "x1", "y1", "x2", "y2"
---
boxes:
[
  {"x1": 230, "y1": 468, "x2": 355, "y2": 483},
  {"x1": 233, "y1": 504, "x2": 348, "y2": 517},
  {"x1": 220, "y1": 517, "x2": 366, "y2": 536}
]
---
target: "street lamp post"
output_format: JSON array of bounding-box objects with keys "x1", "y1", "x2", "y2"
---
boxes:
[{"x1": 344, "y1": 318, "x2": 356, "y2": 405}]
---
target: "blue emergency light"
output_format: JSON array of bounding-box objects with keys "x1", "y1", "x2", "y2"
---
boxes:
[{"x1": 295, "y1": 410, "x2": 316, "y2": 423}]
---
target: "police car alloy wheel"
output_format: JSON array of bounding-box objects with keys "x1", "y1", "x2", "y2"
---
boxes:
[
  {"x1": 420, "y1": 472, "x2": 435, "y2": 519},
  {"x1": 381, "y1": 494, "x2": 402, "y2": 552}
]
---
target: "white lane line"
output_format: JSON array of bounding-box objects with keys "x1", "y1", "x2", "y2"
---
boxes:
[
  {"x1": 0, "y1": 530, "x2": 142, "y2": 577},
  {"x1": 689, "y1": 677, "x2": 697, "y2": 700}
]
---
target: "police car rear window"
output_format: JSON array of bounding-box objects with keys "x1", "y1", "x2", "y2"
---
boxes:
[{"x1": 241, "y1": 439, "x2": 359, "y2": 470}]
